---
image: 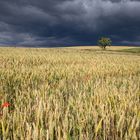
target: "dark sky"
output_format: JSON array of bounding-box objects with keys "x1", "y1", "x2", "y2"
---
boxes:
[{"x1": 0, "y1": 0, "x2": 140, "y2": 47}]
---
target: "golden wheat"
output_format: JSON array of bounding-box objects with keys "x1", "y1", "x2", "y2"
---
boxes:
[{"x1": 0, "y1": 47, "x2": 140, "y2": 140}]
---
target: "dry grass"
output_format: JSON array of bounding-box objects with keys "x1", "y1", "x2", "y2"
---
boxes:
[{"x1": 0, "y1": 47, "x2": 140, "y2": 140}]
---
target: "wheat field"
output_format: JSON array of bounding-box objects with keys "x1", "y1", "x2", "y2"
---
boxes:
[{"x1": 0, "y1": 47, "x2": 140, "y2": 140}]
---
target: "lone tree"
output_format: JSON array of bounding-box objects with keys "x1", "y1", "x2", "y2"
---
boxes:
[{"x1": 98, "y1": 37, "x2": 112, "y2": 50}]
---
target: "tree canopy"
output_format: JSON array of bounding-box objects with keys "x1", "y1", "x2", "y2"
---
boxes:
[{"x1": 98, "y1": 37, "x2": 112, "y2": 49}]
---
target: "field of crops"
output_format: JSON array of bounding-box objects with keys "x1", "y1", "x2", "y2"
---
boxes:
[{"x1": 0, "y1": 47, "x2": 140, "y2": 140}]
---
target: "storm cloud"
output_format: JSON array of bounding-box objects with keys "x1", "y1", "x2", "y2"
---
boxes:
[{"x1": 0, "y1": 0, "x2": 140, "y2": 46}]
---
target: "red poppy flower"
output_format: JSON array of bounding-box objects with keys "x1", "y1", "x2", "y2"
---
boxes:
[{"x1": 1, "y1": 102, "x2": 10, "y2": 108}]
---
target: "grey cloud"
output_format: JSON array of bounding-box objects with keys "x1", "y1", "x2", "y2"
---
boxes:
[{"x1": 0, "y1": 0, "x2": 140, "y2": 46}]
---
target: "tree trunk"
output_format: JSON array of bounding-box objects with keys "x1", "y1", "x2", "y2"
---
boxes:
[{"x1": 103, "y1": 46, "x2": 106, "y2": 50}]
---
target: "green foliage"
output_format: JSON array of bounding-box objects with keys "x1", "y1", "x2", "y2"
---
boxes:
[
  {"x1": 118, "y1": 48, "x2": 140, "y2": 54},
  {"x1": 98, "y1": 37, "x2": 112, "y2": 49}
]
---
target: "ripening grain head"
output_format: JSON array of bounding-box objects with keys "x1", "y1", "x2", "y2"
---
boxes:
[{"x1": 0, "y1": 47, "x2": 140, "y2": 139}]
